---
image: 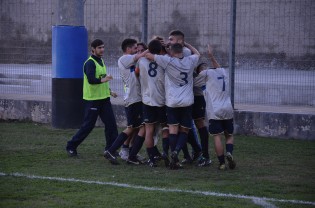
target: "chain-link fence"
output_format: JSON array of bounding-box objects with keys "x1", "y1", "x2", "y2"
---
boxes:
[{"x1": 0, "y1": 0, "x2": 314, "y2": 106}]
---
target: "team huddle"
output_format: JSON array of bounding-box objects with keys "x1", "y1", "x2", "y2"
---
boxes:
[{"x1": 66, "y1": 30, "x2": 236, "y2": 171}]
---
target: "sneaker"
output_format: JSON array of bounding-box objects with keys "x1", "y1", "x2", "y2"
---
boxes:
[
  {"x1": 181, "y1": 157, "x2": 193, "y2": 164},
  {"x1": 226, "y1": 152, "x2": 236, "y2": 169},
  {"x1": 192, "y1": 151, "x2": 202, "y2": 161},
  {"x1": 126, "y1": 157, "x2": 141, "y2": 165},
  {"x1": 66, "y1": 148, "x2": 77, "y2": 157},
  {"x1": 170, "y1": 151, "x2": 182, "y2": 170},
  {"x1": 136, "y1": 154, "x2": 146, "y2": 163},
  {"x1": 147, "y1": 159, "x2": 157, "y2": 167},
  {"x1": 218, "y1": 163, "x2": 227, "y2": 170},
  {"x1": 104, "y1": 151, "x2": 119, "y2": 165},
  {"x1": 119, "y1": 148, "x2": 129, "y2": 161},
  {"x1": 161, "y1": 153, "x2": 170, "y2": 167},
  {"x1": 197, "y1": 157, "x2": 212, "y2": 167}
]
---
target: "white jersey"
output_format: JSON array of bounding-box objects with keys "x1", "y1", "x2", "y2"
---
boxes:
[
  {"x1": 183, "y1": 46, "x2": 192, "y2": 57},
  {"x1": 154, "y1": 54, "x2": 199, "y2": 107},
  {"x1": 138, "y1": 57, "x2": 165, "y2": 106},
  {"x1": 197, "y1": 68, "x2": 234, "y2": 120},
  {"x1": 193, "y1": 72, "x2": 205, "y2": 96},
  {"x1": 117, "y1": 54, "x2": 142, "y2": 107}
]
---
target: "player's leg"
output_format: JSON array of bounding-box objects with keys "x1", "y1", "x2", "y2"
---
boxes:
[
  {"x1": 127, "y1": 102, "x2": 146, "y2": 165},
  {"x1": 99, "y1": 98, "x2": 118, "y2": 152},
  {"x1": 104, "y1": 103, "x2": 137, "y2": 164},
  {"x1": 66, "y1": 100, "x2": 99, "y2": 156},
  {"x1": 224, "y1": 119, "x2": 236, "y2": 169},
  {"x1": 209, "y1": 119, "x2": 226, "y2": 170}
]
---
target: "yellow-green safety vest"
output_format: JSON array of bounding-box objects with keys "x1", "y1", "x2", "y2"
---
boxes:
[{"x1": 83, "y1": 56, "x2": 110, "y2": 100}]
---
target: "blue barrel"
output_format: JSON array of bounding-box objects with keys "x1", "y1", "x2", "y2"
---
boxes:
[{"x1": 52, "y1": 26, "x2": 88, "y2": 128}]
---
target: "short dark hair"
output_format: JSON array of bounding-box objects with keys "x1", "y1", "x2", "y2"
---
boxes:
[
  {"x1": 91, "y1": 39, "x2": 104, "y2": 48},
  {"x1": 137, "y1": 42, "x2": 148, "y2": 50},
  {"x1": 169, "y1": 30, "x2": 185, "y2": 38},
  {"x1": 148, "y1": 39, "x2": 162, "y2": 54},
  {"x1": 170, "y1": 43, "x2": 183, "y2": 54},
  {"x1": 121, "y1": 38, "x2": 137, "y2": 52}
]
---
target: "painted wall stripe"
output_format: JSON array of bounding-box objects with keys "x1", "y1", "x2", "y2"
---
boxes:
[{"x1": 1, "y1": 172, "x2": 314, "y2": 206}]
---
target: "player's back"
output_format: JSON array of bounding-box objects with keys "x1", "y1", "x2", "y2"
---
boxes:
[
  {"x1": 155, "y1": 54, "x2": 199, "y2": 107},
  {"x1": 202, "y1": 68, "x2": 234, "y2": 120},
  {"x1": 118, "y1": 54, "x2": 141, "y2": 106},
  {"x1": 138, "y1": 57, "x2": 165, "y2": 107}
]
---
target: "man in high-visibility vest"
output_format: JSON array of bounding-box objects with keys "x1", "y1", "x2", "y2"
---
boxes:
[{"x1": 66, "y1": 39, "x2": 118, "y2": 156}]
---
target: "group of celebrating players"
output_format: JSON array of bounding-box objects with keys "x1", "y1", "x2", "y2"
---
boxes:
[{"x1": 102, "y1": 30, "x2": 236, "y2": 170}]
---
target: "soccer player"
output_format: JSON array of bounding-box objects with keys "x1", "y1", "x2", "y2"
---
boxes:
[
  {"x1": 104, "y1": 38, "x2": 147, "y2": 165},
  {"x1": 145, "y1": 42, "x2": 200, "y2": 169},
  {"x1": 195, "y1": 44, "x2": 236, "y2": 170},
  {"x1": 167, "y1": 30, "x2": 205, "y2": 166},
  {"x1": 138, "y1": 39, "x2": 168, "y2": 167}
]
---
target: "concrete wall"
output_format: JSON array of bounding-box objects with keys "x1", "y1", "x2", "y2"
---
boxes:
[
  {"x1": 0, "y1": 0, "x2": 314, "y2": 64},
  {"x1": 0, "y1": 98, "x2": 314, "y2": 140}
]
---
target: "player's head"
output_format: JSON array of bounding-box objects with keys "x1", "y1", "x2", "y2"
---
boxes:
[
  {"x1": 195, "y1": 62, "x2": 207, "y2": 74},
  {"x1": 137, "y1": 42, "x2": 148, "y2": 53},
  {"x1": 152, "y1": 35, "x2": 167, "y2": 54},
  {"x1": 91, "y1": 39, "x2": 105, "y2": 57},
  {"x1": 148, "y1": 39, "x2": 162, "y2": 55},
  {"x1": 168, "y1": 30, "x2": 185, "y2": 45},
  {"x1": 121, "y1": 38, "x2": 138, "y2": 54},
  {"x1": 169, "y1": 43, "x2": 183, "y2": 57}
]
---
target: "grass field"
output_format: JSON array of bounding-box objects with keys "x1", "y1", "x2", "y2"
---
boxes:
[{"x1": 0, "y1": 121, "x2": 314, "y2": 208}]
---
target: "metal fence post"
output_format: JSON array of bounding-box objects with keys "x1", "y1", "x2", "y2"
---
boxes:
[
  {"x1": 142, "y1": 0, "x2": 148, "y2": 43},
  {"x1": 229, "y1": 0, "x2": 237, "y2": 109}
]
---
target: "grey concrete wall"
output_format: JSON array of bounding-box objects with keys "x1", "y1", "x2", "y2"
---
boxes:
[
  {"x1": 0, "y1": 0, "x2": 314, "y2": 64},
  {"x1": 0, "y1": 98, "x2": 314, "y2": 140}
]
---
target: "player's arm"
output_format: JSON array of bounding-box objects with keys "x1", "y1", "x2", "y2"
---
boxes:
[
  {"x1": 184, "y1": 42, "x2": 200, "y2": 57},
  {"x1": 134, "y1": 49, "x2": 149, "y2": 62},
  {"x1": 85, "y1": 60, "x2": 112, "y2": 84},
  {"x1": 207, "y1": 44, "x2": 220, "y2": 68}
]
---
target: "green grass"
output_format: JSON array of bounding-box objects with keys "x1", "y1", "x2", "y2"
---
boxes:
[{"x1": 0, "y1": 121, "x2": 314, "y2": 208}]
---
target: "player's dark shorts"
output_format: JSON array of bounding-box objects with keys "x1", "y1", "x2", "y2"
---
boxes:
[
  {"x1": 208, "y1": 119, "x2": 234, "y2": 135},
  {"x1": 125, "y1": 101, "x2": 144, "y2": 128},
  {"x1": 192, "y1": 95, "x2": 206, "y2": 120},
  {"x1": 143, "y1": 104, "x2": 167, "y2": 124},
  {"x1": 166, "y1": 105, "x2": 192, "y2": 129}
]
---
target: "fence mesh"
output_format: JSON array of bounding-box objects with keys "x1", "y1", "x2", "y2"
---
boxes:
[{"x1": 0, "y1": 0, "x2": 314, "y2": 107}]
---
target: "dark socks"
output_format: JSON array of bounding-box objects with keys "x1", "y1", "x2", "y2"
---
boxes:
[
  {"x1": 169, "y1": 134, "x2": 177, "y2": 152},
  {"x1": 129, "y1": 136, "x2": 145, "y2": 159},
  {"x1": 175, "y1": 132, "x2": 188, "y2": 153},
  {"x1": 181, "y1": 143, "x2": 191, "y2": 159},
  {"x1": 187, "y1": 130, "x2": 201, "y2": 153},
  {"x1": 108, "y1": 132, "x2": 128, "y2": 153},
  {"x1": 218, "y1": 155, "x2": 225, "y2": 165},
  {"x1": 199, "y1": 127, "x2": 209, "y2": 158},
  {"x1": 162, "y1": 137, "x2": 169, "y2": 155},
  {"x1": 226, "y1": 144, "x2": 234, "y2": 154},
  {"x1": 146, "y1": 147, "x2": 155, "y2": 160},
  {"x1": 153, "y1": 145, "x2": 162, "y2": 157}
]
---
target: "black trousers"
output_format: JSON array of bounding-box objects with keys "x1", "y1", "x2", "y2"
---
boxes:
[{"x1": 67, "y1": 98, "x2": 118, "y2": 151}]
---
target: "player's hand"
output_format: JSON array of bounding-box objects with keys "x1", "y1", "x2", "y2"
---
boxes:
[
  {"x1": 101, "y1": 74, "x2": 113, "y2": 83},
  {"x1": 207, "y1": 44, "x2": 214, "y2": 56},
  {"x1": 110, "y1": 91, "x2": 118, "y2": 98}
]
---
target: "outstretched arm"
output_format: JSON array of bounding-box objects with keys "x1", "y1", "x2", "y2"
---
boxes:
[
  {"x1": 207, "y1": 44, "x2": 220, "y2": 68},
  {"x1": 184, "y1": 42, "x2": 200, "y2": 57}
]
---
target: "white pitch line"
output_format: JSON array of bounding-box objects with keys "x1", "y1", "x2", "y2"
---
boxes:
[{"x1": 1, "y1": 172, "x2": 315, "y2": 207}]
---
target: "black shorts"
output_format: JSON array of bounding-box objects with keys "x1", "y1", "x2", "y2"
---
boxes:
[
  {"x1": 166, "y1": 105, "x2": 192, "y2": 129},
  {"x1": 208, "y1": 119, "x2": 234, "y2": 135},
  {"x1": 143, "y1": 104, "x2": 167, "y2": 124},
  {"x1": 192, "y1": 96, "x2": 206, "y2": 120},
  {"x1": 125, "y1": 102, "x2": 144, "y2": 128}
]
